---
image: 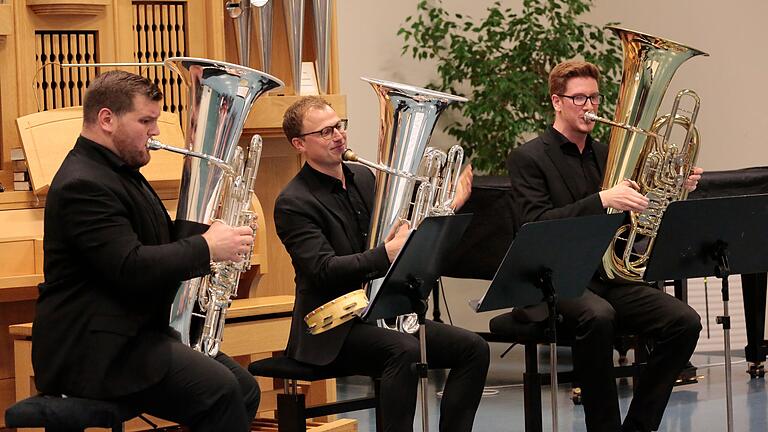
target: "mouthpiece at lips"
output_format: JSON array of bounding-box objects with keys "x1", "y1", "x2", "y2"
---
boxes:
[{"x1": 342, "y1": 149, "x2": 358, "y2": 162}]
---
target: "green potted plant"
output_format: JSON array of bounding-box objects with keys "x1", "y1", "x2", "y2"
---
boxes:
[{"x1": 399, "y1": 0, "x2": 623, "y2": 174}]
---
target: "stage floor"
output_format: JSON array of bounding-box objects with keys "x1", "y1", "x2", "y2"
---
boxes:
[{"x1": 336, "y1": 345, "x2": 766, "y2": 432}]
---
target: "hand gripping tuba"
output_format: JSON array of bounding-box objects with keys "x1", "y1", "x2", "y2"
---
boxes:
[
  {"x1": 585, "y1": 27, "x2": 707, "y2": 283},
  {"x1": 153, "y1": 57, "x2": 283, "y2": 356},
  {"x1": 304, "y1": 78, "x2": 467, "y2": 335}
]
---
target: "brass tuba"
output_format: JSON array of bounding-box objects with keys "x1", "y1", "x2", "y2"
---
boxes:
[
  {"x1": 304, "y1": 77, "x2": 467, "y2": 335},
  {"x1": 153, "y1": 57, "x2": 283, "y2": 356},
  {"x1": 585, "y1": 27, "x2": 707, "y2": 283}
]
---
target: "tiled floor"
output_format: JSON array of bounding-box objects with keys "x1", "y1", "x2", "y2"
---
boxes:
[{"x1": 336, "y1": 344, "x2": 767, "y2": 431}]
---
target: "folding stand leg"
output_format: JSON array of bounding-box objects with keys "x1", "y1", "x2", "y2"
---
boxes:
[
  {"x1": 417, "y1": 316, "x2": 430, "y2": 432},
  {"x1": 548, "y1": 340, "x2": 558, "y2": 432},
  {"x1": 539, "y1": 269, "x2": 559, "y2": 432},
  {"x1": 714, "y1": 247, "x2": 734, "y2": 432}
]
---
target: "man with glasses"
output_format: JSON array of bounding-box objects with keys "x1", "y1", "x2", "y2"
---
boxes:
[
  {"x1": 505, "y1": 60, "x2": 703, "y2": 432},
  {"x1": 274, "y1": 96, "x2": 489, "y2": 431}
]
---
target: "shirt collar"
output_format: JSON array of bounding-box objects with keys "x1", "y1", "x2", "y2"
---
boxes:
[{"x1": 548, "y1": 126, "x2": 596, "y2": 156}]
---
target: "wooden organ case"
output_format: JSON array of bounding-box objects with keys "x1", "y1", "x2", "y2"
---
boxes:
[{"x1": 0, "y1": 0, "x2": 347, "y2": 429}]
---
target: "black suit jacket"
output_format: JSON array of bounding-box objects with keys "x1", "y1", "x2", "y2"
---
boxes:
[
  {"x1": 506, "y1": 126, "x2": 609, "y2": 231},
  {"x1": 32, "y1": 136, "x2": 211, "y2": 399},
  {"x1": 274, "y1": 162, "x2": 390, "y2": 365}
]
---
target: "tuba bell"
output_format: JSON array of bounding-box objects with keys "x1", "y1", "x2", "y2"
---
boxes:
[
  {"x1": 303, "y1": 77, "x2": 467, "y2": 335},
  {"x1": 152, "y1": 57, "x2": 283, "y2": 356},
  {"x1": 585, "y1": 27, "x2": 708, "y2": 283}
]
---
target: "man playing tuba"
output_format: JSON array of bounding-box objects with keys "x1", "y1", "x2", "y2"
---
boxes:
[
  {"x1": 505, "y1": 60, "x2": 703, "y2": 432},
  {"x1": 274, "y1": 96, "x2": 489, "y2": 432},
  {"x1": 31, "y1": 71, "x2": 260, "y2": 431}
]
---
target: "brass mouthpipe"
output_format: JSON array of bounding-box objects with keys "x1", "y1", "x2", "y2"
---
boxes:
[
  {"x1": 584, "y1": 112, "x2": 662, "y2": 140},
  {"x1": 147, "y1": 138, "x2": 235, "y2": 176},
  {"x1": 342, "y1": 149, "x2": 427, "y2": 182}
]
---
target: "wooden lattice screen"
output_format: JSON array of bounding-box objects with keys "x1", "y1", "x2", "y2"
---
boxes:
[
  {"x1": 133, "y1": 1, "x2": 188, "y2": 117},
  {"x1": 31, "y1": 3, "x2": 188, "y2": 115},
  {"x1": 34, "y1": 31, "x2": 99, "y2": 111}
]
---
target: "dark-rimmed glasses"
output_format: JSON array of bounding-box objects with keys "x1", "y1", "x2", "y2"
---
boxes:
[
  {"x1": 296, "y1": 119, "x2": 349, "y2": 140},
  {"x1": 558, "y1": 94, "x2": 603, "y2": 106}
]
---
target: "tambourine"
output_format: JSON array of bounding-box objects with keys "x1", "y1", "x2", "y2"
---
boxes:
[{"x1": 304, "y1": 289, "x2": 369, "y2": 335}]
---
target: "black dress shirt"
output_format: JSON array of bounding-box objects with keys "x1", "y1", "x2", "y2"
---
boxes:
[
  {"x1": 548, "y1": 126, "x2": 603, "y2": 199},
  {"x1": 305, "y1": 164, "x2": 371, "y2": 253}
]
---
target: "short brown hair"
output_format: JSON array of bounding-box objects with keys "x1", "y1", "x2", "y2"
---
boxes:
[
  {"x1": 548, "y1": 60, "x2": 600, "y2": 96},
  {"x1": 282, "y1": 96, "x2": 332, "y2": 140},
  {"x1": 82, "y1": 70, "x2": 163, "y2": 124}
]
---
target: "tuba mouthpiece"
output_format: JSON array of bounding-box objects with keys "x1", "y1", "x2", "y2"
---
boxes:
[
  {"x1": 342, "y1": 149, "x2": 358, "y2": 162},
  {"x1": 146, "y1": 138, "x2": 162, "y2": 150},
  {"x1": 584, "y1": 112, "x2": 597, "y2": 122}
]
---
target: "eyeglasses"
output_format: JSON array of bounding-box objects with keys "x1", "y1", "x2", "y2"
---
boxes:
[
  {"x1": 296, "y1": 119, "x2": 349, "y2": 140},
  {"x1": 558, "y1": 94, "x2": 603, "y2": 106}
]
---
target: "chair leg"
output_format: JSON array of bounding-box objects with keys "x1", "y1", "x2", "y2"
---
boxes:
[
  {"x1": 523, "y1": 342, "x2": 543, "y2": 432},
  {"x1": 277, "y1": 392, "x2": 307, "y2": 432},
  {"x1": 374, "y1": 380, "x2": 383, "y2": 432}
]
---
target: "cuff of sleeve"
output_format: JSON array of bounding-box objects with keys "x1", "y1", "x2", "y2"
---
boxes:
[
  {"x1": 589, "y1": 192, "x2": 604, "y2": 212},
  {"x1": 371, "y1": 244, "x2": 391, "y2": 271},
  {"x1": 187, "y1": 234, "x2": 213, "y2": 278}
]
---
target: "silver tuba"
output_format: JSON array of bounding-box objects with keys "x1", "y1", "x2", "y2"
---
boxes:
[
  {"x1": 155, "y1": 57, "x2": 283, "y2": 356},
  {"x1": 584, "y1": 27, "x2": 707, "y2": 283},
  {"x1": 304, "y1": 77, "x2": 467, "y2": 335}
]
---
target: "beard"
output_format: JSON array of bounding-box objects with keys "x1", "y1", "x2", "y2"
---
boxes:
[{"x1": 114, "y1": 134, "x2": 151, "y2": 169}]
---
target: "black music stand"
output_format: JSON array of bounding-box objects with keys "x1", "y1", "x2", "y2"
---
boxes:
[
  {"x1": 473, "y1": 213, "x2": 624, "y2": 432},
  {"x1": 363, "y1": 214, "x2": 472, "y2": 432},
  {"x1": 644, "y1": 193, "x2": 768, "y2": 432}
]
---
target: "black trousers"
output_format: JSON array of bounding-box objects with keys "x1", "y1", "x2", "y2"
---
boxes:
[
  {"x1": 557, "y1": 281, "x2": 701, "y2": 432},
  {"x1": 325, "y1": 320, "x2": 490, "y2": 432},
  {"x1": 114, "y1": 341, "x2": 260, "y2": 432}
]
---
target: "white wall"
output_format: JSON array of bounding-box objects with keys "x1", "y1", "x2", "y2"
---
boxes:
[{"x1": 337, "y1": 0, "x2": 768, "y2": 171}]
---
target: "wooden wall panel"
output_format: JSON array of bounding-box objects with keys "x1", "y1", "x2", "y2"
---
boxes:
[{"x1": 0, "y1": 300, "x2": 35, "y2": 425}]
